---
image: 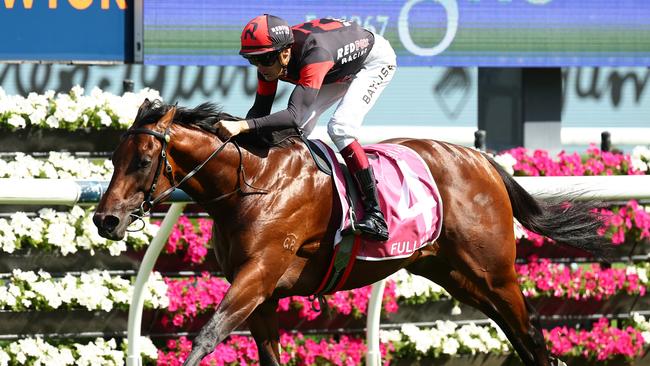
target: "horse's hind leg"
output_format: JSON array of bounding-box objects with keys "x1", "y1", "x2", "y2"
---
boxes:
[
  {"x1": 407, "y1": 256, "x2": 551, "y2": 366},
  {"x1": 248, "y1": 299, "x2": 281, "y2": 366},
  {"x1": 484, "y1": 269, "x2": 550, "y2": 366}
]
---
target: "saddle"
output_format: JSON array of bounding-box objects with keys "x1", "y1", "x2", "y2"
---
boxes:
[{"x1": 303, "y1": 138, "x2": 444, "y2": 296}]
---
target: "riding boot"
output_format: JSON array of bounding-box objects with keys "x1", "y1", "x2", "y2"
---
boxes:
[{"x1": 352, "y1": 167, "x2": 390, "y2": 241}]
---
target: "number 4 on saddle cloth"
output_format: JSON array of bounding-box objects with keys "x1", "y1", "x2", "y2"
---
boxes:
[{"x1": 308, "y1": 140, "x2": 444, "y2": 296}]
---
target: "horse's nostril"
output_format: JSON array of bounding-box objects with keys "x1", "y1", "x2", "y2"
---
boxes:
[
  {"x1": 92, "y1": 214, "x2": 103, "y2": 228},
  {"x1": 103, "y1": 215, "x2": 121, "y2": 232}
]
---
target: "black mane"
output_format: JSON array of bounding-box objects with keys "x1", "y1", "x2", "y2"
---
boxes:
[{"x1": 133, "y1": 100, "x2": 300, "y2": 147}]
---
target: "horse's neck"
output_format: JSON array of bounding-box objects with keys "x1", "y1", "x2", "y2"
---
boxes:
[
  {"x1": 170, "y1": 127, "x2": 242, "y2": 203},
  {"x1": 172, "y1": 126, "x2": 324, "y2": 211}
]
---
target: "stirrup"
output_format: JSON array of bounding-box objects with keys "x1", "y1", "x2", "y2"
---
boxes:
[{"x1": 354, "y1": 213, "x2": 389, "y2": 241}]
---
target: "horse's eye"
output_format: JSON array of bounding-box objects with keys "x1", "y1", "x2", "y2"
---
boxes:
[{"x1": 138, "y1": 159, "x2": 152, "y2": 169}]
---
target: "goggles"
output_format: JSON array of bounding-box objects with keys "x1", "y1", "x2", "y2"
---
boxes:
[{"x1": 243, "y1": 51, "x2": 279, "y2": 67}]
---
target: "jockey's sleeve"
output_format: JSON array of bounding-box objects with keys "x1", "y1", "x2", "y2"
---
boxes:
[
  {"x1": 246, "y1": 72, "x2": 278, "y2": 119},
  {"x1": 246, "y1": 48, "x2": 334, "y2": 131}
]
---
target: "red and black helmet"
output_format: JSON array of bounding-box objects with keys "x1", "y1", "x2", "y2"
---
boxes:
[{"x1": 239, "y1": 14, "x2": 294, "y2": 55}]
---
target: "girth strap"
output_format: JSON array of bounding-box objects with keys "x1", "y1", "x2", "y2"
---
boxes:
[{"x1": 311, "y1": 233, "x2": 361, "y2": 297}]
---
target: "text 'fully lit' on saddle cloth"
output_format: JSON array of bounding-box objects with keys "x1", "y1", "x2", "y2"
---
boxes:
[{"x1": 312, "y1": 141, "x2": 444, "y2": 260}]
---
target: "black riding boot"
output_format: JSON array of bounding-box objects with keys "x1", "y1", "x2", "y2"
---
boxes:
[{"x1": 352, "y1": 167, "x2": 389, "y2": 241}]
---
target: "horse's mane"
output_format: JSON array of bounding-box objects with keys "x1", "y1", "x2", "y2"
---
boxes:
[{"x1": 133, "y1": 99, "x2": 300, "y2": 148}]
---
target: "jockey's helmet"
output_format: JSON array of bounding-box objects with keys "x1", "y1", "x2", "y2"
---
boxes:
[{"x1": 239, "y1": 14, "x2": 294, "y2": 59}]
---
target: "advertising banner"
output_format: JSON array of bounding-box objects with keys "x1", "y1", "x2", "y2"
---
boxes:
[
  {"x1": 144, "y1": 0, "x2": 650, "y2": 66},
  {"x1": 1, "y1": 0, "x2": 133, "y2": 62}
]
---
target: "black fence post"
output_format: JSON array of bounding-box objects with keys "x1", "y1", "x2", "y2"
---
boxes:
[
  {"x1": 601, "y1": 131, "x2": 611, "y2": 152},
  {"x1": 122, "y1": 79, "x2": 135, "y2": 94},
  {"x1": 474, "y1": 130, "x2": 487, "y2": 151}
]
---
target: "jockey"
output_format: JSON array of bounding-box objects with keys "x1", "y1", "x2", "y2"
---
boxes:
[{"x1": 216, "y1": 14, "x2": 397, "y2": 242}]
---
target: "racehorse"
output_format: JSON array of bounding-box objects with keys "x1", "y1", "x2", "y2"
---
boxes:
[{"x1": 93, "y1": 99, "x2": 609, "y2": 366}]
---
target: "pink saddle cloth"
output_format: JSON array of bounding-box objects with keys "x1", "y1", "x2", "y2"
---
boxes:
[{"x1": 311, "y1": 141, "x2": 444, "y2": 260}]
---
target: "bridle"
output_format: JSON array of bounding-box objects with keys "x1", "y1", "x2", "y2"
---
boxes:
[{"x1": 122, "y1": 123, "x2": 267, "y2": 230}]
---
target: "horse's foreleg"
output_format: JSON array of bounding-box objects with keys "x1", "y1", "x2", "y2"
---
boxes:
[
  {"x1": 182, "y1": 262, "x2": 277, "y2": 366},
  {"x1": 248, "y1": 299, "x2": 281, "y2": 366}
]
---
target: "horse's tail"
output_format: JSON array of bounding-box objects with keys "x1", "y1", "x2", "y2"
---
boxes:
[{"x1": 486, "y1": 156, "x2": 612, "y2": 260}]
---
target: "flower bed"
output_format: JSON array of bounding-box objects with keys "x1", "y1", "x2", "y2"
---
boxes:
[
  {"x1": 0, "y1": 152, "x2": 113, "y2": 179},
  {"x1": 516, "y1": 260, "x2": 648, "y2": 300},
  {"x1": 0, "y1": 86, "x2": 159, "y2": 131},
  {"x1": 0, "y1": 207, "x2": 156, "y2": 256},
  {"x1": 494, "y1": 145, "x2": 650, "y2": 176},
  {"x1": 0, "y1": 86, "x2": 161, "y2": 153},
  {"x1": 0, "y1": 269, "x2": 168, "y2": 312},
  {"x1": 0, "y1": 336, "x2": 157, "y2": 366},
  {"x1": 1, "y1": 316, "x2": 647, "y2": 365},
  {"x1": 2, "y1": 202, "x2": 647, "y2": 265}
]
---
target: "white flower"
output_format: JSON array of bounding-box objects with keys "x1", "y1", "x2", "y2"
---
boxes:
[
  {"x1": 642, "y1": 331, "x2": 650, "y2": 344},
  {"x1": 107, "y1": 240, "x2": 128, "y2": 256},
  {"x1": 7, "y1": 114, "x2": 26, "y2": 129},
  {"x1": 97, "y1": 110, "x2": 113, "y2": 127},
  {"x1": 441, "y1": 337, "x2": 460, "y2": 355},
  {"x1": 632, "y1": 145, "x2": 650, "y2": 161},
  {"x1": 69, "y1": 206, "x2": 86, "y2": 220},
  {"x1": 0, "y1": 286, "x2": 17, "y2": 308},
  {"x1": 457, "y1": 324, "x2": 484, "y2": 354},
  {"x1": 391, "y1": 269, "x2": 448, "y2": 300},
  {"x1": 413, "y1": 332, "x2": 436, "y2": 354},
  {"x1": 0, "y1": 349, "x2": 10, "y2": 366},
  {"x1": 436, "y1": 320, "x2": 458, "y2": 338},
  {"x1": 38, "y1": 207, "x2": 57, "y2": 222},
  {"x1": 45, "y1": 115, "x2": 60, "y2": 128},
  {"x1": 32, "y1": 278, "x2": 63, "y2": 309},
  {"x1": 144, "y1": 272, "x2": 170, "y2": 309},
  {"x1": 75, "y1": 338, "x2": 124, "y2": 366},
  {"x1": 71, "y1": 85, "x2": 85, "y2": 98},
  {"x1": 13, "y1": 269, "x2": 38, "y2": 283},
  {"x1": 379, "y1": 330, "x2": 402, "y2": 344},
  {"x1": 10, "y1": 212, "x2": 33, "y2": 237},
  {"x1": 123, "y1": 337, "x2": 158, "y2": 360},
  {"x1": 400, "y1": 323, "x2": 420, "y2": 341},
  {"x1": 0, "y1": 218, "x2": 18, "y2": 253},
  {"x1": 450, "y1": 304, "x2": 462, "y2": 315},
  {"x1": 637, "y1": 267, "x2": 648, "y2": 284},
  {"x1": 26, "y1": 218, "x2": 45, "y2": 243},
  {"x1": 494, "y1": 153, "x2": 517, "y2": 175},
  {"x1": 631, "y1": 157, "x2": 648, "y2": 172},
  {"x1": 29, "y1": 106, "x2": 47, "y2": 126},
  {"x1": 632, "y1": 311, "x2": 650, "y2": 345},
  {"x1": 513, "y1": 219, "x2": 527, "y2": 239},
  {"x1": 46, "y1": 222, "x2": 77, "y2": 255}
]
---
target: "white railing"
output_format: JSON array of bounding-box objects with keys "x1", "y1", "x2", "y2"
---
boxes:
[{"x1": 1, "y1": 176, "x2": 650, "y2": 366}]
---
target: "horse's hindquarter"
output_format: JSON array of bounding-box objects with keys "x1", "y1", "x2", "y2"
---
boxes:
[{"x1": 394, "y1": 139, "x2": 517, "y2": 264}]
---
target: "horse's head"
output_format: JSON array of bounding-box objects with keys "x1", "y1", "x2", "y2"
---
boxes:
[{"x1": 93, "y1": 99, "x2": 178, "y2": 240}]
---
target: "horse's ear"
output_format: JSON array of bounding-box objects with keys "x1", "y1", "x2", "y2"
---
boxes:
[
  {"x1": 134, "y1": 98, "x2": 152, "y2": 119},
  {"x1": 158, "y1": 106, "x2": 177, "y2": 130},
  {"x1": 139, "y1": 98, "x2": 152, "y2": 110}
]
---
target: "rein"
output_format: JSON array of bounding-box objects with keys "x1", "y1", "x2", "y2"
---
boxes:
[{"x1": 123, "y1": 126, "x2": 268, "y2": 230}]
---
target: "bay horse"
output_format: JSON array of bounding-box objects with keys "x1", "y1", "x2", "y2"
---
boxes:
[{"x1": 93, "y1": 100, "x2": 609, "y2": 366}]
